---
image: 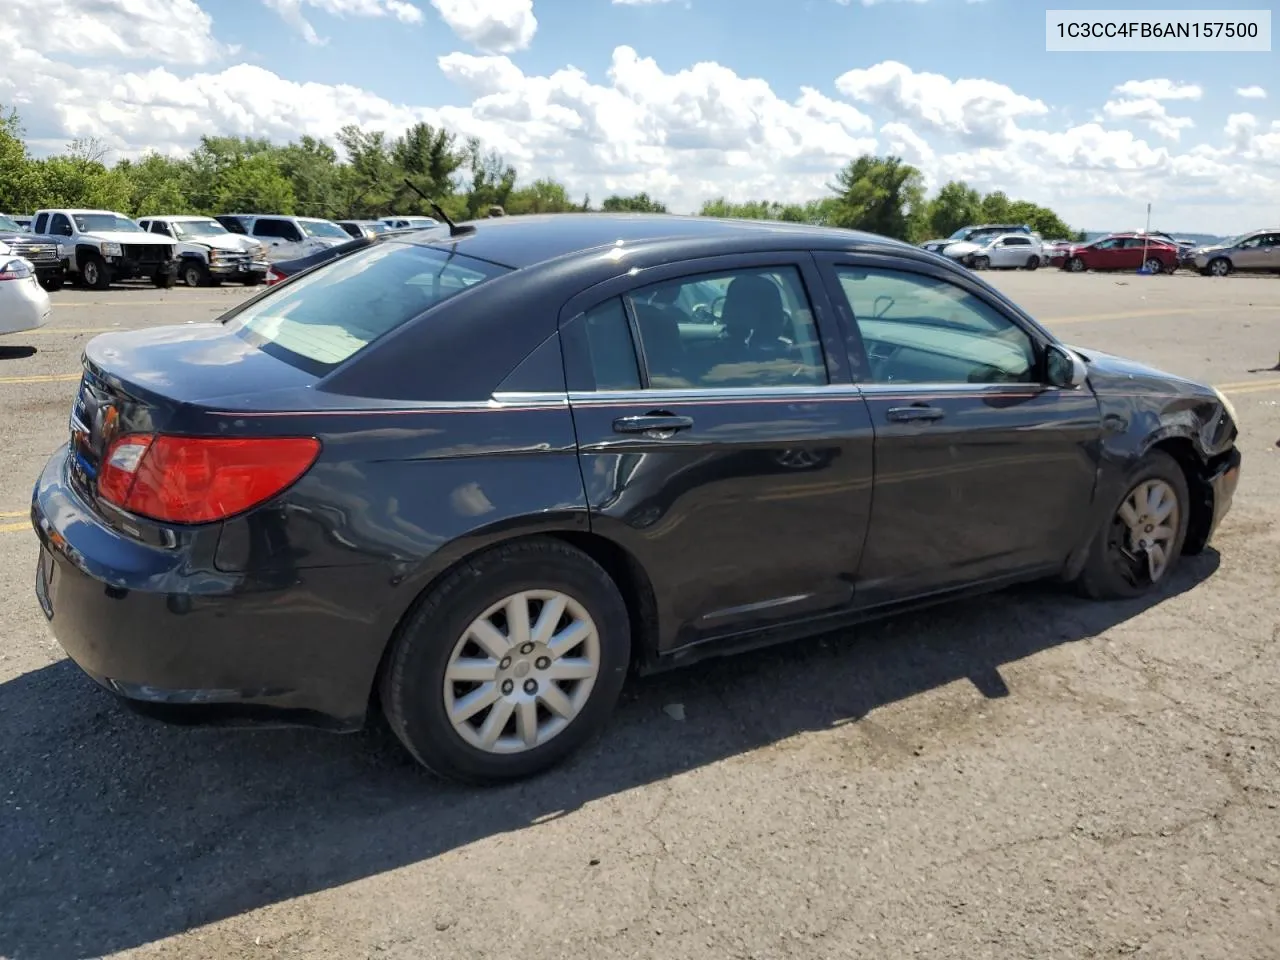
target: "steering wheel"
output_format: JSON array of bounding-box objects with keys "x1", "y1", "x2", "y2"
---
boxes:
[{"x1": 691, "y1": 295, "x2": 727, "y2": 323}]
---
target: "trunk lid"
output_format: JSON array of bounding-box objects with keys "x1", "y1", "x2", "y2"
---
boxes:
[{"x1": 69, "y1": 324, "x2": 318, "y2": 509}]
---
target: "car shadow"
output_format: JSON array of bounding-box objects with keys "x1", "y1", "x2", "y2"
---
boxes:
[
  {"x1": 0, "y1": 345, "x2": 38, "y2": 360},
  {"x1": 0, "y1": 552, "x2": 1219, "y2": 960}
]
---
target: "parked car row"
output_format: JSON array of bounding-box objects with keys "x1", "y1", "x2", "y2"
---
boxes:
[
  {"x1": 921, "y1": 222, "x2": 1280, "y2": 278},
  {"x1": 0, "y1": 210, "x2": 443, "y2": 289}
]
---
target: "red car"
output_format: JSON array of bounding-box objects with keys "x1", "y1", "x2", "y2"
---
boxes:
[{"x1": 1061, "y1": 234, "x2": 1179, "y2": 273}]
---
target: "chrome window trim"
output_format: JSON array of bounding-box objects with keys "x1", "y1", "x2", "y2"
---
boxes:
[
  {"x1": 857, "y1": 381, "x2": 1050, "y2": 396},
  {"x1": 565, "y1": 384, "x2": 865, "y2": 403}
]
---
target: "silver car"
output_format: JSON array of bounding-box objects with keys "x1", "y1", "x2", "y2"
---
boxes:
[
  {"x1": 965, "y1": 233, "x2": 1045, "y2": 271},
  {"x1": 1193, "y1": 228, "x2": 1280, "y2": 277}
]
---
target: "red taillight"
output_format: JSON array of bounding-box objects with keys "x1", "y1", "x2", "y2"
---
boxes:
[
  {"x1": 97, "y1": 433, "x2": 321, "y2": 524},
  {"x1": 266, "y1": 267, "x2": 284, "y2": 286}
]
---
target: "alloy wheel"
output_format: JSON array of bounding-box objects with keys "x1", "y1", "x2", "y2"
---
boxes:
[
  {"x1": 83, "y1": 262, "x2": 99, "y2": 286},
  {"x1": 1210, "y1": 258, "x2": 1230, "y2": 277},
  {"x1": 1144, "y1": 257, "x2": 1164, "y2": 274},
  {"x1": 1069, "y1": 257, "x2": 1085, "y2": 272},
  {"x1": 1115, "y1": 478, "x2": 1180, "y2": 584},
  {"x1": 443, "y1": 590, "x2": 601, "y2": 754}
]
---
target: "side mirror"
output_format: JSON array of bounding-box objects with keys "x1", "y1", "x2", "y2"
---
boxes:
[{"x1": 1046, "y1": 343, "x2": 1088, "y2": 389}]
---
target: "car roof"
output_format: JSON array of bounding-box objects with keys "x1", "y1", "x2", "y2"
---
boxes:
[
  {"x1": 145, "y1": 215, "x2": 217, "y2": 222},
  {"x1": 398, "y1": 213, "x2": 914, "y2": 270},
  {"x1": 46, "y1": 208, "x2": 119, "y2": 215}
]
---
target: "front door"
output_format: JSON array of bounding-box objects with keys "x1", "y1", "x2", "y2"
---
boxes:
[
  {"x1": 252, "y1": 218, "x2": 306, "y2": 261},
  {"x1": 815, "y1": 255, "x2": 1102, "y2": 608},
  {"x1": 562, "y1": 254, "x2": 875, "y2": 651},
  {"x1": 1232, "y1": 232, "x2": 1278, "y2": 271}
]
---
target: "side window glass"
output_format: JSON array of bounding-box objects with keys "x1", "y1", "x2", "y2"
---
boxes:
[
  {"x1": 50, "y1": 214, "x2": 72, "y2": 237},
  {"x1": 626, "y1": 266, "x2": 827, "y2": 389},
  {"x1": 152, "y1": 222, "x2": 171, "y2": 236},
  {"x1": 222, "y1": 217, "x2": 247, "y2": 235},
  {"x1": 34, "y1": 214, "x2": 48, "y2": 233},
  {"x1": 580, "y1": 298, "x2": 641, "y2": 391},
  {"x1": 253, "y1": 219, "x2": 281, "y2": 238},
  {"x1": 834, "y1": 267, "x2": 1037, "y2": 385},
  {"x1": 283, "y1": 223, "x2": 304, "y2": 242}
]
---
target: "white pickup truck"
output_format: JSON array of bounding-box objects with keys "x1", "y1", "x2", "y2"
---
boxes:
[
  {"x1": 137, "y1": 215, "x2": 269, "y2": 287},
  {"x1": 31, "y1": 208, "x2": 179, "y2": 289}
]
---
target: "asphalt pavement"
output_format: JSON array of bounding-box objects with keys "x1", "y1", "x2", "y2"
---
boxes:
[{"x1": 0, "y1": 270, "x2": 1277, "y2": 960}]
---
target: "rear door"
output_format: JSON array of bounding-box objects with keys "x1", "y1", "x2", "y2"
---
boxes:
[
  {"x1": 814, "y1": 253, "x2": 1101, "y2": 608},
  {"x1": 252, "y1": 218, "x2": 305, "y2": 260},
  {"x1": 562, "y1": 252, "x2": 875, "y2": 651}
]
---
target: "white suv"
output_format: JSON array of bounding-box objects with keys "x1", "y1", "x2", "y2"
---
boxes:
[
  {"x1": 215, "y1": 214, "x2": 352, "y2": 262},
  {"x1": 138, "y1": 215, "x2": 269, "y2": 287}
]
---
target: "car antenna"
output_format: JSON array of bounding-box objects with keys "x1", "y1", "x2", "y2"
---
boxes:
[{"x1": 401, "y1": 178, "x2": 475, "y2": 237}]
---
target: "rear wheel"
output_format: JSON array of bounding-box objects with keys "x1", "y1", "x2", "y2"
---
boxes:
[
  {"x1": 79, "y1": 254, "x2": 109, "y2": 290},
  {"x1": 1077, "y1": 450, "x2": 1190, "y2": 600},
  {"x1": 153, "y1": 270, "x2": 174, "y2": 289},
  {"x1": 1025, "y1": 255, "x2": 1040, "y2": 270},
  {"x1": 379, "y1": 538, "x2": 632, "y2": 783},
  {"x1": 1144, "y1": 257, "x2": 1164, "y2": 274}
]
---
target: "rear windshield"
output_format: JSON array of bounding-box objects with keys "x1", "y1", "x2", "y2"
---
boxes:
[{"x1": 224, "y1": 241, "x2": 510, "y2": 372}]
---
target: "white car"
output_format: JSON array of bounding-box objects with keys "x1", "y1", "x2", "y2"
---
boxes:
[
  {"x1": 963, "y1": 233, "x2": 1045, "y2": 271},
  {"x1": 0, "y1": 249, "x2": 51, "y2": 337},
  {"x1": 214, "y1": 214, "x2": 352, "y2": 262}
]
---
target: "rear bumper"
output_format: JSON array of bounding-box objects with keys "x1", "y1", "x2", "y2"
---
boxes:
[
  {"x1": 0, "y1": 276, "x2": 52, "y2": 335},
  {"x1": 30, "y1": 446, "x2": 385, "y2": 730}
]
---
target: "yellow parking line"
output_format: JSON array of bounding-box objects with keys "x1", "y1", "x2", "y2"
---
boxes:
[
  {"x1": 1046, "y1": 306, "x2": 1280, "y2": 325},
  {"x1": 55, "y1": 299, "x2": 230, "y2": 308},
  {"x1": 1220, "y1": 380, "x2": 1280, "y2": 395},
  {"x1": 0, "y1": 521, "x2": 29, "y2": 534},
  {"x1": 0, "y1": 373, "x2": 80, "y2": 385},
  {"x1": 0, "y1": 510, "x2": 27, "y2": 518}
]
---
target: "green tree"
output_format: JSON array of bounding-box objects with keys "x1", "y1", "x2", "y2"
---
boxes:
[
  {"x1": 391, "y1": 122, "x2": 465, "y2": 214},
  {"x1": 979, "y1": 190, "x2": 1012, "y2": 223},
  {"x1": 0, "y1": 104, "x2": 41, "y2": 213},
  {"x1": 29, "y1": 155, "x2": 131, "y2": 211},
  {"x1": 601, "y1": 192, "x2": 667, "y2": 213},
  {"x1": 506, "y1": 178, "x2": 577, "y2": 214},
  {"x1": 210, "y1": 152, "x2": 295, "y2": 214},
  {"x1": 926, "y1": 180, "x2": 982, "y2": 239},
  {"x1": 462, "y1": 138, "x2": 517, "y2": 218},
  {"x1": 117, "y1": 153, "x2": 197, "y2": 216},
  {"x1": 828, "y1": 155, "x2": 925, "y2": 240},
  {"x1": 277, "y1": 136, "x2": 340, "y2": 217},
  {"x1": 335, "y1": 125, "x2": 395, "y2": 216}
]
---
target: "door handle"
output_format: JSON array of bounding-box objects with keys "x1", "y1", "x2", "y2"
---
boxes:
[
  {"x1": 886, "y1": 404, "x2": 945, "y2": 423},
  {"x1": 612, "y1": 413, "x2": 694, "y2": 435}
]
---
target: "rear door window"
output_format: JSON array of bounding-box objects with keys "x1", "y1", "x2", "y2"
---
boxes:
[{"x1": 224, "y1": 241, "x2": 511, "y2": 373}]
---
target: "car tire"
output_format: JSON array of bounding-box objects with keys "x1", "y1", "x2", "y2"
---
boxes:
[
  {"x1": 1067, "y1": 257, "x2": 1085, "y2": 272},
  {"x1": 181, "y1": 261, "x2": 208, "y2": 288},
  {"x1": 1208, "y1": 257, "x2": 1231, "y2": 278},
  {"x1": 39, "y1": 276, "x2": 63, "y2": 292},
  {"x1": 1143, "y1": 257, "x2": 1165, "y2": 274},
  {"x1": 1026, "y1": 256, "x2": 1040, "y2": 270},
  {"x1": 1076, "y1": 450, "x2": 1190, "y2": 600},
  {"x1": 379, "y1": 537, "x2": 632, "y2": 784},
  {"x1": 242, "y1": 274, "x2": 266, "y2": 286},
  {"x1": 79, "y1": 254, "x2": 109, "y2": 290},
  {"x1": 972, "y1": 256, "x2": 990, "y2": 270},
  {"x1": 153, "y1": 270, "x2": 174, "y2": 289}
]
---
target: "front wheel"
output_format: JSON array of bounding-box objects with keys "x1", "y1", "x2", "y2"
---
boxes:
[
  {"x1": 1076, "y1": 450, "x2": 1190, "y2": 600},
  {"x1": 153, "y1": 270, "x2": 175, "y2": 289},
  {"x1": 1067, "y1": 257, "x2": 1086, "y2": 272},
  {"x1": 971, "y1": 255, "x2": 990, "y2": 270},
  {"x1": 1025, "y1": 255, "x2": 1040, "y2": 270},
  {"x1": 181, "y1": 261, "x2": 208, "y2": 288},
  {"x1": 379, "y1": 538, "x2": 632, "y2": 784},
  {"x1": 79, "y1": 254, "x2": 110, "y2": 290},
  {"x1": 1208, "y1": 257, "x2": 1231, "y2": 277},
  {"x1": 1144, "y1": 257, "x2": 1165, "y2": 274}
]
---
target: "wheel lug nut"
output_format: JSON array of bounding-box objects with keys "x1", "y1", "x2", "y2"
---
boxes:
[
  {"x1": 523, "y1": 679, "x2": 538, "y2": 695},
  {"x1": 499, "y1": 656, "x2": 512, "y2": 669},
  {"x1": 519, "y1": 642, "x2": 534, "y2": 655},
  {"x1": 501, "y1": 679, "x2": 514, "y2": 695},
  {"x1": 535, "y1": 656, "x2": 550, "y2": 670}
]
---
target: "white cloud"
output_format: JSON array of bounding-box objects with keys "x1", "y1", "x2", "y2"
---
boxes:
[
  {"x1": 430, "y1": 0, "x2": 537, "y2": 53},
  {"x1": 1, "y1": 0, "x2": 228, "y2": 65},
  {"x1": 264, "y1": 0, "x2": 425, "y2": 45},
  {"x1": 835, "y1": 60, "x2": 1047, "y2": 147},
  {"x1": 1236, "y1": 85, "x2": 1267, "y2": 99},
  {"x1": 1101, "y1": 97, "x2": 1194, "y2": 141},
  {"x1": 0, "y1": 8, "x2": 1275, "y2": 234},
  {"x1": 1112, "y1": 78, "x2": 1202, "y2": 101}
]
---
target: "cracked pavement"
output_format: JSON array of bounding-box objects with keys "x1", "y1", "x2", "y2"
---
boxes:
[{"x1": 0, "y1": 272, "x2": 1277, "y2": 959}]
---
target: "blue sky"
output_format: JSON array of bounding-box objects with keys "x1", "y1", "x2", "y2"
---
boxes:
[{"x1": 2, "y1": 0, "x2": 1276, "y2": 232}]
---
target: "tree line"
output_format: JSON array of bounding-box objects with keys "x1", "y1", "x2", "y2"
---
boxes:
[{"x1": 0, "y1": 104, "x2": 1082, "y2": 242}]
